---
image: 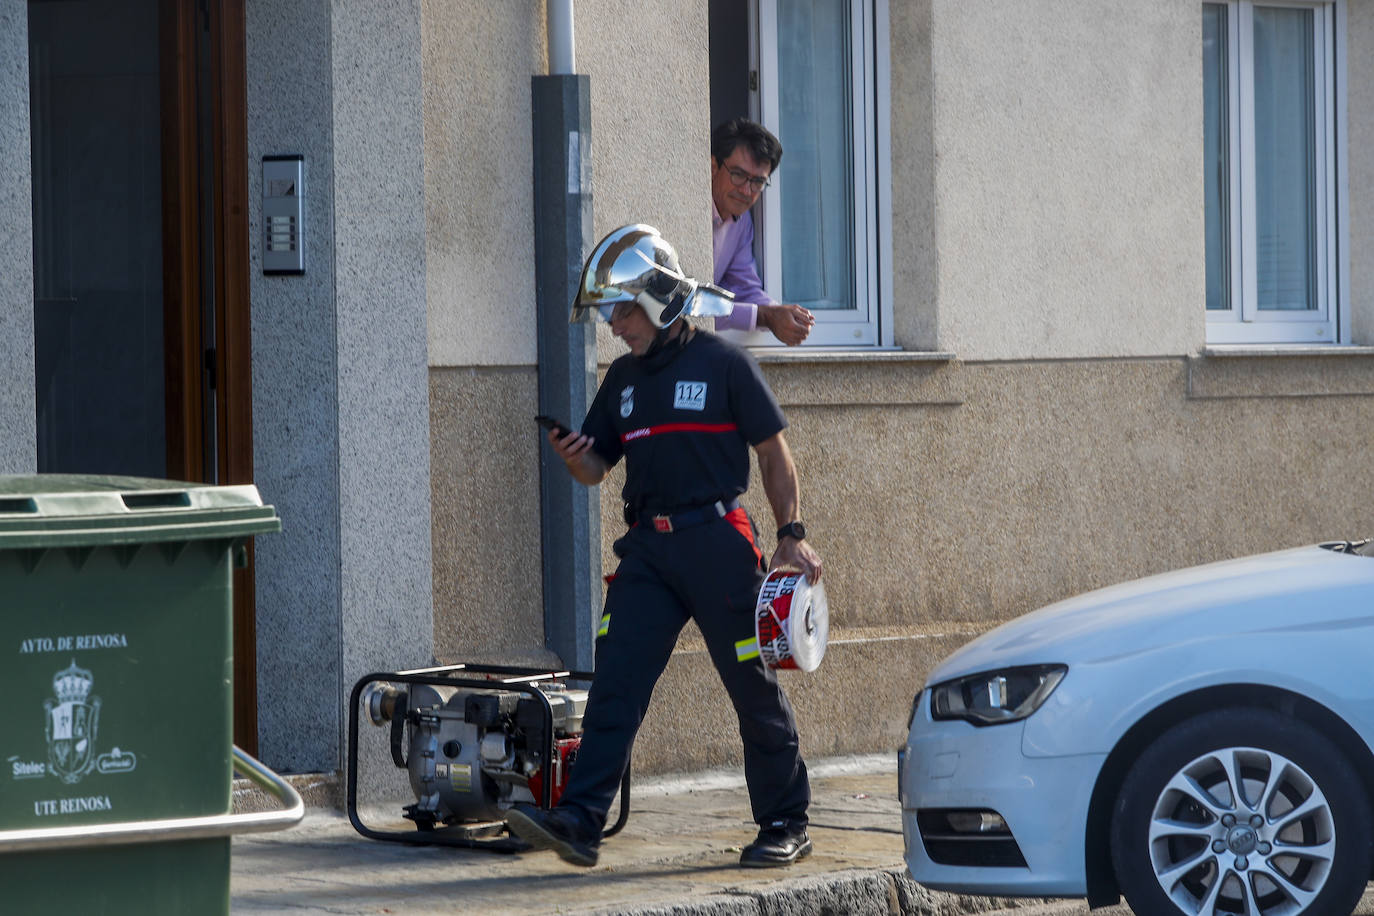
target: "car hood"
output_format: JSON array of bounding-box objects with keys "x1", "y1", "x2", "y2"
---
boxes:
[{"x1": 927, "y1": 545, "x2": 1374, "y2": 685}]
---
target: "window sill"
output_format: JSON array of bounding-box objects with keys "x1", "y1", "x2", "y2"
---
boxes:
[
  {"x1": 1202, "y1": 344, "x2": 1374, "y2": 358},
  {"x1": 751, "y1": 348, "x2": 962, "y2": 408},
  {"x1": 1189, "y1": 345, "x2": 1374, "y2": 399},
  {"x1": 751, "y1": 346, "x2": 956, "y2": 365}
]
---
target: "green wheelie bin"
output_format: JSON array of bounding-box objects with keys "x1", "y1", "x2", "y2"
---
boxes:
[{"x1": 0, "y1": 475, "x2": 303, "y2": 915}]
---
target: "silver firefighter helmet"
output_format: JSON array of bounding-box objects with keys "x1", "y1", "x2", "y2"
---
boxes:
[{"x1": 571, "y1": 224, "x2": 735, "y2": 328}]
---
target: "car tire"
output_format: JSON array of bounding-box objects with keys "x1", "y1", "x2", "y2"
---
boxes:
[{"x1": 1109, "y1": 707, "x2": 1372, "y2": 916}]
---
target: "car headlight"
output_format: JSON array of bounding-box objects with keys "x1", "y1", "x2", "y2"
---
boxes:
[{"x1": 929, "y1": 664, "x2": 1067, "y2": 726}]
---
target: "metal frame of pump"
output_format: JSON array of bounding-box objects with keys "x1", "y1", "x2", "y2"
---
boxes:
[{"x1": 345, "y1": 662, "x2": 630, "y2": 851}]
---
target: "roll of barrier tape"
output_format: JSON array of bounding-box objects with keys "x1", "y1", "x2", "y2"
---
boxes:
[{"x1": 754, "y1": 570, "x2": 829, "y2": 672}]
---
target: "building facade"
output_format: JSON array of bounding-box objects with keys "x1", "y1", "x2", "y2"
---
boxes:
[{"x1": 2, "y1": 0, "x2": 1372, "y2": 784}]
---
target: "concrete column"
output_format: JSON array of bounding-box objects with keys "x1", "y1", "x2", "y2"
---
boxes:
[
  {"x1": 246, "y1": 0, "x2": 432, "y2": 776},
  {"x1": 329, "y1": 0, "x2": 434, "y2": 740},
  {"x1": 0, "y1": 1, "x2": 36, "y2": 474}
]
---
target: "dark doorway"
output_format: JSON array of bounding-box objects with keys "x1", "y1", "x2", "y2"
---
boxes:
[
  {"x1": 709, "y1": 0, "x2": 753, "y2": 128},
  {"x1": 30, "y1": 0, "x2": 166, "y2": 476},
  {"x1": 28, "y1": 0, "x2": 258, "y2": 753}
]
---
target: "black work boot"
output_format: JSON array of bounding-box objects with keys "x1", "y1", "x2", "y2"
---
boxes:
[
  {"x1": 739, "y1": 819, "x2": 812, "y2": 867},
  {"x1": 505, "y1": 804, "x2": 600, "y2": 867}
]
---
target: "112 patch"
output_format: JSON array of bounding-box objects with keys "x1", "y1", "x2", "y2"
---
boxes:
[{"x1": 673, "y1": 381, "x2": 707, "y2": 411}]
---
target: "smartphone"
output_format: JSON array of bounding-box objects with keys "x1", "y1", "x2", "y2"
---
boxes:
[{"x1": 534, "y1": 414, "x2": 574, "y2": 438}]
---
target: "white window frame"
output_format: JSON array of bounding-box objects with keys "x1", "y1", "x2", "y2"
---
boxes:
[
  {"x1": 725, "y1": 0, "x2": 892, "y2": 349},
  {"x1": 1205, "y1": 0, "x2": 1348, "y2": 345}
]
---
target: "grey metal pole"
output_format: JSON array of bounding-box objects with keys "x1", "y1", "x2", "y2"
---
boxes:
[
  {"x1": 545, "y1": 0, "x2": 575, "y2": 75},
  {"x1": 532, "y1": 60, "x2": 597, "y2": 668}
]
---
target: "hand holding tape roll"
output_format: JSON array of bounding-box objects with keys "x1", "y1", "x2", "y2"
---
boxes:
[{"x1": 754, "y1": 569, "x2": 829, "y2": 672}]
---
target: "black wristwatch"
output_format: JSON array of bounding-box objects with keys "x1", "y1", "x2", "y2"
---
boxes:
[{"x1": 776, "y1": 521, "x2": 806, "y2": 541}]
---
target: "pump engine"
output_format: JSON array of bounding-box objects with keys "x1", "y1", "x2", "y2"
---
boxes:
[
  {"x1": 346, "y1": 664, "x2": 627, "y2": 850},
  {"x1": 360, "y1": 677, "x2": 587, "y2": 829}
]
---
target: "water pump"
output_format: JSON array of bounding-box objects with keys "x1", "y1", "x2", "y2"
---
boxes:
[{"x1": 345, "y1": 663, "x2": 628, "y2": 850}]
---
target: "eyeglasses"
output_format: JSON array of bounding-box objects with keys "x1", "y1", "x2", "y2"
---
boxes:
[{"x1": 724, "y1": 166, "x2": 770, "y2": 193}]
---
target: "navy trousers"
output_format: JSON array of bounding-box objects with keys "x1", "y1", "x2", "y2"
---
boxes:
[{"x1": 557, "y1": 513, "x2": 810, "y2": 834}]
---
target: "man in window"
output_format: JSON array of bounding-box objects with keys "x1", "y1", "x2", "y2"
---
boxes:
[{"x1": 711, "y1": 118, "x2": 815, "y2": 346}]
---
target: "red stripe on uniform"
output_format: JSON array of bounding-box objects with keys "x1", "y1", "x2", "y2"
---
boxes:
[{"x1": 621, "y1": 422, "x2": 738, "y2": 443}]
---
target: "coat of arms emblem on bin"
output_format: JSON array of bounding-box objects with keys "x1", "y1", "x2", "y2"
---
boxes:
[{"x1": 44, "y1": 659, "x2": 101, "y2": 784}]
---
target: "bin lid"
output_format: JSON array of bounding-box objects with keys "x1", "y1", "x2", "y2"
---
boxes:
[{"x1": 0, "y1": 474, "x2": 281, "y2": 549}]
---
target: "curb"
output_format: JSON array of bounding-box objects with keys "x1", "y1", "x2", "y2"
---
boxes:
[{"x1": 575, "y1": 868, "x2": 1055, "y2": 916}]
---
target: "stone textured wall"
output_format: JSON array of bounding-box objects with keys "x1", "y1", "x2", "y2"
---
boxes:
[
  {"x1": 1348, "y1": 0, "x2": 1374, "y2": 345},
  {"x1": 429, "y1": 366, "x2": 553, "y2": 666},
  {"x1": 246, "y1": 0, "x2": 344, "y2": 774},
  {"x1": 422, "y1": 0, "x2": 544, "y2": 368},
  {"x1": 0, "y1": 0, "x2": 35, "y2": 473},
  {"x1": 422, "y1": 0, "x2": 711, "y2": 369},
  {"x1": 329, "y1": 0, "x2": 435, "y2": 760},
  {"x1": 248, "y1": 0, "x2": 433, "y2": 776},
  {"x1": 888, "y1": 0, "x2": 938, "y2": 352},
  {"x1": 431, "y1": 353, "x2": 1374, "y2": 772},
  {"x1": 421, "y1": 0, "x2": 1374, "y2": 776},
  {"x1": 905, "y1": 0, "x2": 1204, "y2": 359}
]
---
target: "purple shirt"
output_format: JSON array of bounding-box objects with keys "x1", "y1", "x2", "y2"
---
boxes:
[{"x1": 712, "y1": 203, "x2": 776, "y2": 332}]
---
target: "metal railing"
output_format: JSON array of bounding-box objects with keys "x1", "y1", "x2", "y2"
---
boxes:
[{"x1": 0, "y1": 746, "x2": 304, "y2": 853}]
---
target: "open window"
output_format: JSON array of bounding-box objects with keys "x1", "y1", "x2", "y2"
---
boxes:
[{"x1": 709, "y1": 0, "x2": 891, "y2": 348}]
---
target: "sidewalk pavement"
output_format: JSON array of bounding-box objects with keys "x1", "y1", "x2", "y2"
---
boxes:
[
  {"x1": 228, "y1": 740, "x2": 1374, "y2": 916},
  {"x1": 229, "y1": 753, "x2": 1050, "y2": 916}
]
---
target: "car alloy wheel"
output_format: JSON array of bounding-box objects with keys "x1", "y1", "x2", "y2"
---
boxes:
[{"x1": 1110, "y1": 708, "x2": 1372, "y2": 916}]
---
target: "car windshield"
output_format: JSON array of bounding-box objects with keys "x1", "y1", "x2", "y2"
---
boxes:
[{"x1": 1357, "y1": 540, "x2": 1374, "y2": 557}]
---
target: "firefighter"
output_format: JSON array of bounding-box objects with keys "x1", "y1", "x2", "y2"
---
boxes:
[{"x1": 506, "y1": 224, "x2": 822, "y2": 869}]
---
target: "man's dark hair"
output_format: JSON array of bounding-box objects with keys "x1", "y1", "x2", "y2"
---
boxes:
[{"x1": 711, "y1": 118, "x2": 783, "y2": 173}]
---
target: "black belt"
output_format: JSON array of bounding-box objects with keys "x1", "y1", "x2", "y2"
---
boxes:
[{"x1": 638, "y1": 498, "x2": 740, "y2": 534}]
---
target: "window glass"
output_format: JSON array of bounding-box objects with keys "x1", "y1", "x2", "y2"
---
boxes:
[
  {"x1": 1203, "y1": 0, "x2": 1339, "y2": 344},
  {"x1": 29, "y1": 0, "x2": 167, "y2": 476},
  {"x1": 776, "y1": 0, "x2": 856, "y2": 312},
  {"x1": 1203, "y1": 3, "x2": 1230, "y2": 311},
  {"x1": 1252, "y1": 6, "x2": 1317, "y2": 312}
]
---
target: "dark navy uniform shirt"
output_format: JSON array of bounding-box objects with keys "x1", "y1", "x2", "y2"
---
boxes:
[{"x1": 582, "y1": 331, "x2": 786, "y2": 515}]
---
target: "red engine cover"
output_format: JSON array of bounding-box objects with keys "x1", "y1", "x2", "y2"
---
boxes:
[{"x1": 527, "y1": 736, "x2": 581, "y2": 808}]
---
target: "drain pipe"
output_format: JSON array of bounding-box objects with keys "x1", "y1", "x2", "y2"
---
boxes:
[
  {"x1": 546, "y1": 0, "x2": 575, "y2": 75},
  {"x1": 533, "y1": 1, "x2": 599, "y2": 672}
]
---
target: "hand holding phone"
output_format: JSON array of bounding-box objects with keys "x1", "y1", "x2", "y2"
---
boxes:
[{"x1": 535, "y1": 415, "x2": 574, "y2": 438}]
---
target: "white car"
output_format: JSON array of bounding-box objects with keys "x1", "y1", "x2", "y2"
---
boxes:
[{"x1": 900, "y1": 540, "x2": 1374, "y2": 916}]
